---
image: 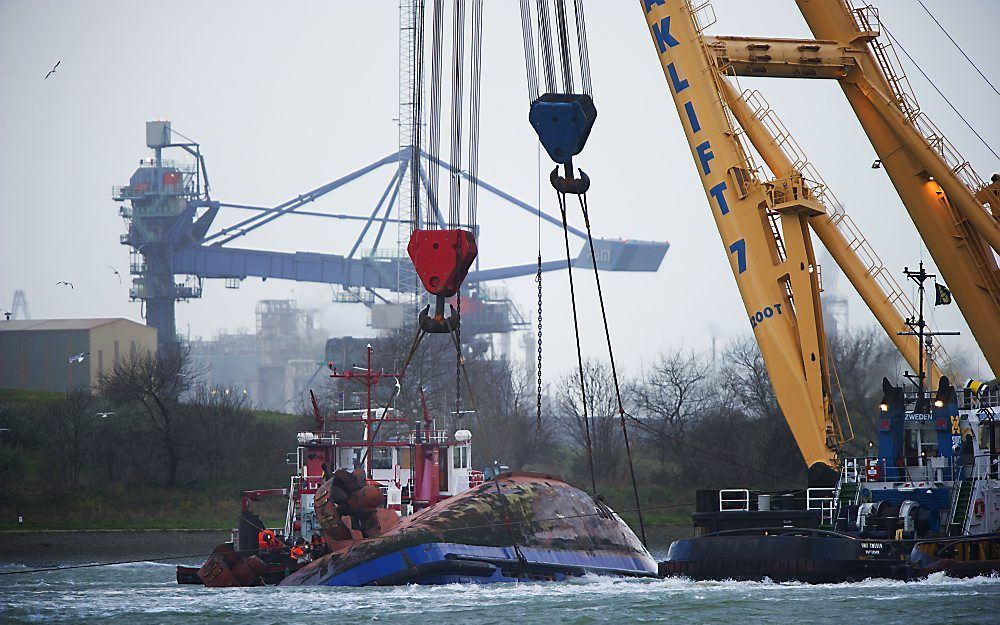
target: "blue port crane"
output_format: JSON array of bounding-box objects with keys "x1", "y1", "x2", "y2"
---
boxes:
[{"x1": 114, "y1": 121, "x2": 668, "y2": 352}]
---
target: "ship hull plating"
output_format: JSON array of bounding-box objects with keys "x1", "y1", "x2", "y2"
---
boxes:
[{"x1": 281, "y1": 472, "x2": 658, "y2": 586}]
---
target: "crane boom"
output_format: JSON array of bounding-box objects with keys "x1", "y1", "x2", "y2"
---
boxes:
[
  {"x1": 715, "y1": 78, "x2": 943, "y2": 383},
  {"x1": 641, "y1": 0, "x2": 841, "y2": 480},
  {"x1": 792, "y1": 0, "x2": 1000, "y2": 375}
]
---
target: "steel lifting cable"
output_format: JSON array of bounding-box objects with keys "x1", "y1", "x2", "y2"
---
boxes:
[
  {"x1": 410, "y1": 0, "x2": 426, "y2": 231},
  {"x1": 558, "y1": 193, "x2": 597, "y2": 495},
  {"x1": 577, "y1": 194, "x2": 646, "y2": 546},
  {"x1": 519, "y1": 0, "x2": 540, "y2": 103},
  {"x1": 552, "y1": 0, "x2": 574, "y2": 94},
  {"x1": 573, "y1": 0, "x2": 592, "y2": 97},
  {"x1": 882, "y1": 24, "x2": 999, "y2": 161},
  {"x1": 448, "y1": 0, "x2": 466, "y2": 229},
  {"x1": 467, "y1": 0, "x2": 484, "y2": 230},
  {"x1": 536, "y1": 0, "x2": 557, "y2": 94},
  {"x1": 916, "y1": 0, "x2": 1000, "y2": 99},
  {"x1": 426, "y1": 0, "x2": 445, "y2": 221}
]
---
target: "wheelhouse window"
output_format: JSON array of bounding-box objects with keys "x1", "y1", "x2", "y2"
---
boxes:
[
  {"x1": 371, "y1": 447, "x2": 393, "y2": 470},
  {"x1": 453, "y1": 445, "x2": 469, "y2": 469}
]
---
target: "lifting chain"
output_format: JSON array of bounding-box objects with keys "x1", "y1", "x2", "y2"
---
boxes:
[
  {"x1": 455, "y1": 288, "x2": 462, "y2": 421},
  {"x1": 536, "y1": 254, "x2": 543, "y2": 432}
]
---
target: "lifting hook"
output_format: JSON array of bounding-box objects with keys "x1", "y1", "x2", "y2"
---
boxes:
[
  {"x1": 419, "y1": 294, "x2": 460, "y2": 334},
  {"x1": 550, "y1": 164, "x2": 590, "y2": 196}
]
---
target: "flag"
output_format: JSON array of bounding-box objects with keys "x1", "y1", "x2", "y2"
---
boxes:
[{"x1": 935, "y1": 282, "x2": 952, "y2": 306}]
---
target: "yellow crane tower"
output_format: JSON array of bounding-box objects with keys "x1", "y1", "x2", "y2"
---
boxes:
[{"x1": 639, "y1": 0, "x2": 997, "y2": 483}]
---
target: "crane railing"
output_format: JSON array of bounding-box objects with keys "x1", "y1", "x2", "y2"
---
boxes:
[
  {"x1": 851, "y1": 3, "x2": 986, "y2": 196},
  {"x1": 736, "y1": 87, "x2": 952, "y2": 366}
]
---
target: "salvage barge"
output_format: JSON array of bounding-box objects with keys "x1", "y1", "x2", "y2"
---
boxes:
[{"x1": 660, "y1": 378, "x2": 1000, "y2": 582}]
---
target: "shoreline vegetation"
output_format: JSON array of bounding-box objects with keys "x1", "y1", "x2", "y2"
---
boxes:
[{"x1": 1, "y1": 327, "x2": 909, "y2": 537}]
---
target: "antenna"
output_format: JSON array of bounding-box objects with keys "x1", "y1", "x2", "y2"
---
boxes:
[{"x1": 897, "y1": 261, "x2": 959, "y2": 406}]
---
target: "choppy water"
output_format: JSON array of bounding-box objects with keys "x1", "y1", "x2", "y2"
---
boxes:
[{"x1": 2, "y1": 559, "x2": 999, "y2": 625}]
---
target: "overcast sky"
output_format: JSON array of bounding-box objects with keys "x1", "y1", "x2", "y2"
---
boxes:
[{"x1": 1, "y1": 0, "x2": 997, "y2": 382}]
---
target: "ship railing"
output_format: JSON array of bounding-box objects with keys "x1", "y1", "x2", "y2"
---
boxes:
[
  {"x1": 958, "y1": 388, "x2": 1000, "y2": 410},
  {"x1": 843, "y1": 456, "x2": 962, "y2": 484},
  {"x1": 719, "y1": 489, "x2": 750, "y2": 511},
  {"x1": 807, "y1": 488, "x2": 836, "y2": 525},
  {"x1": 407, "y1": 430, "x2": 448, "y2": 444},
  {"x1": 468, "y1": 470, "x2": 485, "y2": 489},
  {"x1": 842, "y1": 458, "x2": 861, "y2": 483}
]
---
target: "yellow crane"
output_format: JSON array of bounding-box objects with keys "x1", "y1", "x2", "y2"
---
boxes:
[{"x1": 639, "y1": 0, "x2": 998, "y2": 483}]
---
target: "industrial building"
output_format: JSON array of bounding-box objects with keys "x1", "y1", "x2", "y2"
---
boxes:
[
  {"x1": 0, "y1": 318, "x2": 157, "y2": 393},
  {"x1": 188, "y1": 300, "x2": 326, "y2": 410}
]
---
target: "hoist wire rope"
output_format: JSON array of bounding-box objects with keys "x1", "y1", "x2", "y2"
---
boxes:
[
  {"x1": 915, "y1": 0, "x2": 1000, "y2": 99},
  {"x1": 410, "y1": 0, "x2": 426, "y2": 231},
  {"x1": 448, "y1": 0, "x2": 467, "y2": 229},
  {"x1": 519, "y1": 0, "x2": 540, "y2": 104},
  {"x1": 573, "y1": 0, "x2": 592, "y2": 96},
  {"x1": 558, "y1": 194, "x2": 597, "y2": 495},
  {"x1": 882, "y1": 23, "x2": 999, "y2": 161},
  {"x1": 552, "y1": 0, "x2": 574, "y2": 94},
  {"x1": 467, "y1": 0, "x2": 484, "y2": 230},
  {"x1": 536, "y1": 0, "x2": 558, "y2": 94},
  {"x1": 577, "y1": 194, "x2": 646, "y2": 547},
  {"x1": 426, "y1": 0, "x2": 445, "y2": 227}
]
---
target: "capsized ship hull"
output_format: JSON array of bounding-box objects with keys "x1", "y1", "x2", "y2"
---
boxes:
[{"x1": 281, "y1": 471, "x2": 658, "y2": 586}]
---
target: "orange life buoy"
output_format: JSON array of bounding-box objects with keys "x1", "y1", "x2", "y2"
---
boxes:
[{"x1": 973, "y1": 499, "x2": 985, "y2": 518}]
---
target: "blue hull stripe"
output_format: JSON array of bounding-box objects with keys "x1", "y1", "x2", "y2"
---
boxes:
[{"x1": 319, "y1": 542, "x2": 658, "y2": 586}]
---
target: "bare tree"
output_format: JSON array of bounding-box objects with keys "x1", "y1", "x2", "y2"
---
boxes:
[
  {"x1": 187, "y1": 384, "x2": 255, "y2": 481},
  {"x1": 98, "y1": 346, "x2": 196, "y2": 487},
  {"x1": 464, "y1": 358, "x2": 554, "y2": 471},
  {"x1": 635, "y1": 348, "x2": 713, "y2": 470},
  {"x1": 44, "y1": 388, "x2": 97, "y2": 486},
  {"x1": 556, "y1": 359, "x2": 632, "y2": 484}
]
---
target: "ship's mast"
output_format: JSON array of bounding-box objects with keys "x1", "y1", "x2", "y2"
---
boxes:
[
  {"x1": 898, "y1": 262, "x2": 959, "y2": 407},
  {"x1": 327, "y1": 344, "x2": 403, "y2": 479}
]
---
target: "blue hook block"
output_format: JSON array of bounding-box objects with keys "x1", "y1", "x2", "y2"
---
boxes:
[{"x1": 529, "y1": 93, "x2": 597, "y2": 165}]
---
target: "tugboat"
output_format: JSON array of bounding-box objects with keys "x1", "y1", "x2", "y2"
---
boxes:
[
  {"x1": 179, "y1": 345, "x2": 657, "y2": 587},
  {"x1": 661, "y1": 265, "x2": 1000, "y2": 582}
]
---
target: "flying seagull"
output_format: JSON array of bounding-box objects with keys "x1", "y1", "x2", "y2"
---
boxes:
[
  {"x1": 95, "y1": 412, "x2": 116, "y2": 418},
  {"x1": 55, "y1": 281, "x2": 74, "y2": 289},
  {"x1": 68, "y1": 351, "x2": 89, "y2": 364},
  {"x1": 107, "y1": 265, "x2": 122, "y2": 284},
  {"x1": 44, "y1": 60, "x2": 61, "y2": 80}
]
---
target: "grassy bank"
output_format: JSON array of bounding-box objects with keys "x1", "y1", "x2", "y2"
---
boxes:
[{"x1": 0, "y1": 486, "x2": 289, "y2": 531}]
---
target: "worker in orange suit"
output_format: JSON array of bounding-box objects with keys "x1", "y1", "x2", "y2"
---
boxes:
[
  {"x1": 290, "y1": 538, "x2": 310, "y2": 563},
  {"x1": 257, "y1": 528, "x2": 276, "y2": 551}
]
